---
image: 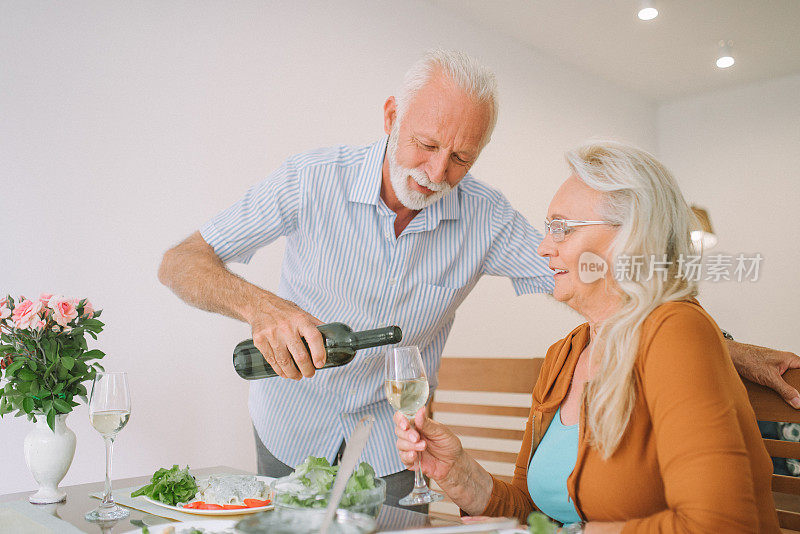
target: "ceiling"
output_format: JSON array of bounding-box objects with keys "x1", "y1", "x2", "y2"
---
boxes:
[{"x1": 427, "y1": 0, "x2": 800, "y2": 102}]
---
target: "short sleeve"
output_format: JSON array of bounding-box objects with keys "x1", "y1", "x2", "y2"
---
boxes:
[
  {"x1": 481, "y1": 201, "x2": 554, "y2": 295},
  {"x1": 200, "y1": 158, "x2": 301, "y2": 264}
]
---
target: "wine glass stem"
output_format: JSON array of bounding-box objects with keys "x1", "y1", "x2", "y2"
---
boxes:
[
  {"x1": 101, "y1": 436, "x2": 115, "y2": 506},
  {"x1": 409, "y1": 419, "x2": 429, "y2": 492}
]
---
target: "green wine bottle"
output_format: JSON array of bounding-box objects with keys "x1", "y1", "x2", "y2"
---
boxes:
[{"x1": 233, "y1": 322, "x2": 403, "y2": 380}]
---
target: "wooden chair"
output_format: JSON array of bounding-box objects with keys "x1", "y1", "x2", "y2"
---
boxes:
[
  {"x1": 743, "y1": 368, "x2": 800, "y2": 532},
  {"x1": 428, "y1": 357, "x2": 543, "y2": 515}
]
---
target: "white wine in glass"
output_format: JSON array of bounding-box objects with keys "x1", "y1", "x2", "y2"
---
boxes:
[
  {"x1": 85, "y1": 372, "x2": 131, "y2": 521},
  {"x1": 384, "y1": 346, "x2": 442, "y2": 506}
]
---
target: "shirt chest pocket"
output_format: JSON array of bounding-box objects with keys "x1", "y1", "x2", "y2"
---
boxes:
[{"x1": 413, "y1": 282, "x2": 470, "y2": 330}]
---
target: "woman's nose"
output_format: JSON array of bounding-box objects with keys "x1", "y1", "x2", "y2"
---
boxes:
[{"x1": 538, "y1": 231, "x2": 556, "y2": 257}]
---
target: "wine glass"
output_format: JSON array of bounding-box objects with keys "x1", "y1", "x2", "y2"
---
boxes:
[
  {"x1": 85, "y1": 372, "x2": 131, "y2": 521},
  {"x1": 384, "y1": 346, "x2": 442, "y2": 506}
]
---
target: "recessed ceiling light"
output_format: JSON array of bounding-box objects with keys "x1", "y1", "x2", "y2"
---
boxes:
[
  {"x1": 716, "y1": 40, "x2": 735, "y2": 69},
  {"x1": 638, "y1": 0, "x2": 658, "y2": 20}
]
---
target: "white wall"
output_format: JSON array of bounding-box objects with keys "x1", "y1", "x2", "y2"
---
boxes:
[
  {"x1": 0, "y1": 1, "x2": 656, "y2": 493},
  {"x1": 657, "y1": 74, "x2": 800, "y2": 354}
]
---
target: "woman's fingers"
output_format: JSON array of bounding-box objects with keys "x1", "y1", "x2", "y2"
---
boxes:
[{"x1": 396, "y1": 437, "x2": 426, "y2": 452}]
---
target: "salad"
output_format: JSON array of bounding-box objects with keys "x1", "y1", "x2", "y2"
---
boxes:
[
  {"x1": 273, "y1": 456, "x2": 380, "y2": 509},
  {"x1": 131, "y1": 465, "x2": 271, "y2": 510}
]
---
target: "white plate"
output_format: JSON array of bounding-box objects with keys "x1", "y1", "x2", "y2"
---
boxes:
[
  {"x1": 138, "y1": 475, "x2": 275, "y2": 516},
  {"x1": 122, "y1": 519, "x2": 238, "y2": 534}
]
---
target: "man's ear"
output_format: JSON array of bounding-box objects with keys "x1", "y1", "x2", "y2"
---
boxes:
[{"x1": 383, "y1": 96, "x2": 397, "y2": 135}]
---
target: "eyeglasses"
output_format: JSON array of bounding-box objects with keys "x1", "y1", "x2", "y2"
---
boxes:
[{"x1": 544, "y1": 218, "x2": 615, "y2": 243}]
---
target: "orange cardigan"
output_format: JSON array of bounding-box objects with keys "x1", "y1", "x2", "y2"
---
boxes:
[{"x1": 481, "y1": 300, "x2": 779, "y2": 533}]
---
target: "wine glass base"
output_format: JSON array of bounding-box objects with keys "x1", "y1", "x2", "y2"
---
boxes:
[
  {"x1": 85, "y1": 505, "x2": 130, "y2": 521},
  {"x1": 398, "y1": 488, "x2": 443, "y2": 506}
]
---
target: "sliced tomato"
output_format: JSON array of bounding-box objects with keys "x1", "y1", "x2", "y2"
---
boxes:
[
  {"x1": 243, "y1": 498, "x2": 271, "y2": 508},
  {"x1": 222, "y1": 504, "x2": 248, "y2": 510},
  {"x1": 182, "y1": 501, "x2": 205, "y2": 509},
  {"x1": 197, "y1": 503, "x2": 224, "y2": 510}
]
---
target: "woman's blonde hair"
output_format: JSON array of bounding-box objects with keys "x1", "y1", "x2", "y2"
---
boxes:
[{"x1": 565, "y1": 140, "x2": 699, "y2": 458}]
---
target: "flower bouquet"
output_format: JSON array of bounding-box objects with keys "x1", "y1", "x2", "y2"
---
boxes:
[{"x1": 0, "y1": 294, "x2": 105, "y2": 431}]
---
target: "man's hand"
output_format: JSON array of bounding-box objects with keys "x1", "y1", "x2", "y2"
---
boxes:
[
  {"x1": 249, "y1": 295, "x2": 326, "y2": 380},
  {"x1": 727, "y1": 340, "x2": 800, "y2": 408}
]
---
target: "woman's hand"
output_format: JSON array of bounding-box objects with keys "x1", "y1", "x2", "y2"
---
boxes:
[
  {"x1": 394, "y1": 407, "x2": 496, "y2": 515},
  {"x1": 394, "y1": 407, "x2": 464, "y2": 483}
]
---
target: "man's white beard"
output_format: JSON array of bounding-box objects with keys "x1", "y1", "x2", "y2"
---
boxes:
[{"x1": 387, "y1": 124, "x2": 452, "y2": 210}]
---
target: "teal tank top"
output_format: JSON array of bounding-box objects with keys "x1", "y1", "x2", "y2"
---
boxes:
[{"x1": 527, "y1": 406, "x2": 582, "y2": 525}]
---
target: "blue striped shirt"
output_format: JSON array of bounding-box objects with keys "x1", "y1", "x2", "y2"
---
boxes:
[{"x1": 200, "y1": 137, "x2": 554, "y2": 476}]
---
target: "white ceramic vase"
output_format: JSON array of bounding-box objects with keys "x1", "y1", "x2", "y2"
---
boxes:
[{"x1": 23, "y1": 413, "x2": 76, "y2": 504}]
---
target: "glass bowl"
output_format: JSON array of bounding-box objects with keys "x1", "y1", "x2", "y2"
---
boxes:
[
  {"x1": 270, "y1": 476, "x2": 386, "y2": 518},
  {"x1": 236, "y1": 507, "x2": 377, "y2": 534}
]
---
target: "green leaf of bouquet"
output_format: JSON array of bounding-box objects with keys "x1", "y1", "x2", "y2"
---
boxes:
[
  {"x1": 0, "y1": 345, "x2": 14, "y2": 354},
  {"x1": 22, "y1": 396, "x2": 34, "y2": 413},
  {"x1": 17, "y1": 368, "x2": 36, "y2": 381},
  {"x1": 53, "y1": 399, "x2": 71, "y2": 414},
  {"x1": 29, "y1": 380, "x2": 39, "y2": 397},
  {"x1": 61, "y1": 356, "x2": 75, "y2": 370},
  {"x1": 81, "y1": 349, "x2": 104, "y2": 360},
  {"x1": 4, "y1": 359, "x2": 24, "y2": 376},
  {"x1": 42, "y1": 399, "x2": 53, "y2": 414},
  {"x1": 46, "y1": 409, "x2": 55, "y2": 431},
  {"x1": 56, "y1": 365, "x2": 68, "y2": 380}
]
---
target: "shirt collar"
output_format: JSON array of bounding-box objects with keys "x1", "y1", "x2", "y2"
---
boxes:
[
  {"x1": 348, "y1": 136, "x2": 461, "y2": 224},
  {"x1": 348, "y1": 137, "x2": 387, "y2": 205}
]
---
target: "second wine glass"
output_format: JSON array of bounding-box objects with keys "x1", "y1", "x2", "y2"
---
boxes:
[
  {"x1": 85, "y1": 371, "x2": 131, "y2": 522},
  {"x1": 384, "y1": 345, "x2": 442, "y2": 506}
]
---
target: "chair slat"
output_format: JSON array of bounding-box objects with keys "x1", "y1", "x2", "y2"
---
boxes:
[
  {"x1": 436, "y1": 358, "x2": 542, "y2": 394},
  {"x1": 766, "y1": 439, "x2": 800, "y2": 460},
  {"x1": 431, "y1": 402, "x2": 530, "y2": 417},
  {"x1": 774, "y1": 475, "x2": 800, "y2": 495},
  {"x1": 465, "y1": 448, "x2": 519, "y2": 464},
  {"x1": 777, "y1": 509, "x2": 800, "y2": 531},
  {"x1": 450, "y1": 424, "x2": 525, "y2": 441}
]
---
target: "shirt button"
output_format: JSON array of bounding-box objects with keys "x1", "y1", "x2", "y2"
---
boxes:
[{"x1": 388, "y1": 278, "x2": 397, "y2": 286}]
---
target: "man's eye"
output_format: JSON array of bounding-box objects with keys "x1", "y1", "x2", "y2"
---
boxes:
[{"x1": 453, "y1": 155, "x2": 468, "y2": 165}]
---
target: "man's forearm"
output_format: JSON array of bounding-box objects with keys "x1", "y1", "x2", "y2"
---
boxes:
[{"x1": 158, "y1": 234, "x2": 271, "y2": 324}]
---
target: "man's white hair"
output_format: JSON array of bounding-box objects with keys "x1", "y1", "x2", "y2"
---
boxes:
[{"x1": 396, "y1": 48, "x2": 499, "y2": 147}]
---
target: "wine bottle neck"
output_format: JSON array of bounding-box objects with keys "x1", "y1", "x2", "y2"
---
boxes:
[{"x1": 349, "y1": 326, "x2": 402, "y2": 350}]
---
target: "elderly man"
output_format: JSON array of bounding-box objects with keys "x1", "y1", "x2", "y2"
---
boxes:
[{"x1": 158, "y1": 49, "x2": 799, "y2": 503}]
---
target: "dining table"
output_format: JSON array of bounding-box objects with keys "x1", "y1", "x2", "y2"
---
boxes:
[{"x1": 0, "y1": 466, "x2": 478, "y2": 533}]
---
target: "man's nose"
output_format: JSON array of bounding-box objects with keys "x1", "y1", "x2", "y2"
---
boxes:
[{"x1": 426, "y1": 151, "x2": 449, "y2": 184}]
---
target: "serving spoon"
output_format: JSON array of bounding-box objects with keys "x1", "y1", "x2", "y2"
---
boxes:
[{"x1": 319, "y1": 414, "x2": 376, "y2": 534}]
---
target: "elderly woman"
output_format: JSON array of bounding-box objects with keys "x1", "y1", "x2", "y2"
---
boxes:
[{"x1": 394, "y1": 141, "x2": 779, "y2": 533}]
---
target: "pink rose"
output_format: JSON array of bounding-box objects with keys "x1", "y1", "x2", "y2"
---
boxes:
[
  {"x1": 81, "y1": 299, "x2": 95, "y2": 319},
  {"x1": 39, "y1": 293, "x2": 54, "y2": 305},
  {"x1": 12, "y1": 299, "x2": 44, "y2": 330},
  {"x1": 49, "y1": 296, "x2": 78, "y2": 327}
]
